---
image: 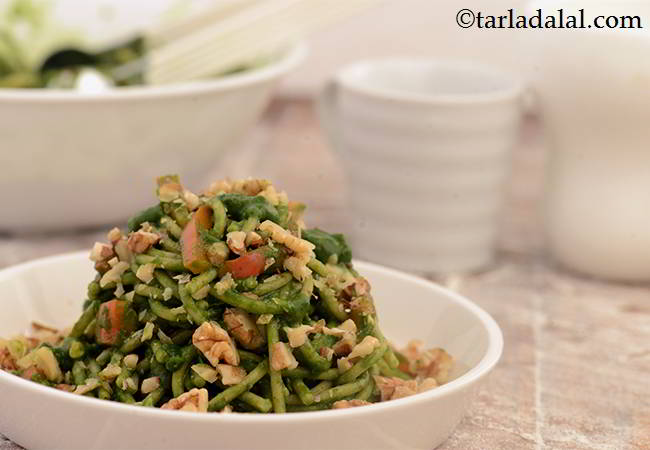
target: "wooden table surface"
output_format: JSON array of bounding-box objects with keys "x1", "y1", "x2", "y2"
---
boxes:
[{"x1": 1, "y1": 100, "x2": 648, "y2": 450}]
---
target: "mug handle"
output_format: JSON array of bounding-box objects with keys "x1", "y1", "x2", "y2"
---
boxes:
[{"x1": 316, "y1": 79, "x2": 343, "y2": 157}]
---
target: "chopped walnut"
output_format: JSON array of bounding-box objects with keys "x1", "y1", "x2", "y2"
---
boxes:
[
  {"x1": 207, "y1": 178, "x2": 271, "y2": 197},
  {"x1": 127, "y1": 231, "x2": 160, "y2": 254},
  {"x1": 207, "y1": 242, "x2": 229, "y2": 266},
  {"x1": 141, "y1": 376, "x2": 160, "y2": 394},
  {"x1": 343, "y1": 277, "x2": 371, "y2": 298},
  {"x1": 123, "y1": 354, "x2": 138, "y2": 369},
  {"x1": 94, "y1": 260, "x2": 111, "y2": 274},
  {"x1": 55, "y1": 384, "x2": 75, "y2": 392},
  {"x1": 263, "y1": 257, "x2": 275, "y2": 270},
  {"x1": 205, "y1": 179, "x2": 233, "y2": 195},
  {"x1": 161, "y1": 388, "x2": 209, "y2": 413},
  {"x1": 349, "y1": 295, "x2": 376, "y2": 317},
  {"x1": 230, "y1": 178, "x2": 270, "y2": 196},
  {"x1": 322, "y1": 319, "x2": 356, "y2": 338},
  {"x1": 99, "y1": 261, "x2": 129, "y2": 288},
  {"x1": 336, "y1": 357, "x2": 352, "y2": 372},
  {"x1": 122, "y1": 377, "x2": 138, "y2": 392},
  {"x1": 174, "y1": 273, "x2": 192, "y2": 284},
  {"x1": 283, "y1": 320, "x2": 351, "y2": 352},
  {"x1": 339, "y1": 319, "x2": 357, "y2": 334},
  {"x1": 139, "y1": 222, "x2": 155, "y2": 233},
  {"x1": 114, "y1": 282, "x2": 125, "y2": 298},
  {"x1": 107, "y1": 227, "x2": 123, "y2": 244},
  {"x1": 373, "y1": 375, "x2": 439, "y2": 401},
  {"x1": 320, "y1": 347, "x2": 334, "y2": 361},
  {"x1": 114, "y1": 238, "x2": 133, "y2": 263},
  {"x1": 270, "y1": 342, "x2": 298, "y2": 371},
  {"x1": 332, "y1": 399, "x2": 372, "y2": 409},
  {"x1": 226, "y1": 231, "x2": 247, "y2": 255},
  {"x1": 399, "y1": 341, "x2": 453, "y2": 383},
  {"x1": 347, "y1": 336, "x2": 380, "y2": 361},
  {"x1": 89, "y1": 242, "x2": 114, "y2": 262},
  {"x1": 284, "y1": 324, "x2": 314, "y2": 348},
  {"x1": 192, "y1": 364, "x2": 218, "y2": 383},
  {"x1": 324, "y1": 264, "x2": 356, "y2": 292},
  {"x1": 223, "y1": 308, "x2": 265, "y2": 350},
  {"x1": 392, "y1": 383, "x2": 420, "y2": 400},
  {"x1": 258, "y1": 185, "x2": 282, "y2": 205},
  {"x1": 331, "y1": 319, "x2": 358, "y2": 356},
  {"x1": 417, "y1": 377, "x2": 438, "y2": 392},
  {"x1": 429, "y1": 348, "x2": 453, "y2": 383},
  {"x1": 158, "y1": 182, "x2": 183, "y2": 202},
  {"x1": 309, "y1": 319, "x2": 327, "y2": 333},
  {"x1": 216, "y1": 364, "x2": 246, "y2": 385},
  {"x1": 0, "y1": 347, "x2": 17, "y2": 371},
  {"x1": 183, "y1": 190, "x2": 200, "y2": 211},
  {"x1": 136, "y1": 263, "x2": 156, "y2": 284},
  {"x1": 356, "y1": 278, "x2": 371, "y2": 295},
  {"x1": 192, "y1": 322, "x2": 240, "y2": 367},
  {"x1": 245, "y1": 231, "x2": 264, "y2": 247},
  {"x1": 256, "y1": 314, "x2": 273, "y2": 325},
  {"x1": 99, "y1": 364, "x2": 122, "y2": 380},
  {"x1": 192, "y1": 285, "x2": 211, "y2": 300},
  {"x1": 374, "y1": 376, "x2": 418, "y2": 401},
  {"x1": 400, "y1": 340, "x2": 422, "y2": 363},
  {"x1": 213, "y1": 273, "x2": 235, "y2": 296},
  {"x1": 73, "y1": 378, "x2": 100, "y2": 395}
]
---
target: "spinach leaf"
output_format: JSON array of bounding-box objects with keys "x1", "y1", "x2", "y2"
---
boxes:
[
  {"x1": 302, "y1": 228, "x2": 352, "y2": 264},
  {"x1": 218, "y1": 193, "x2": 280, "y2": 223},
  {"x1": 127, "y1": 204, "x2": 163, "y2": 231}
]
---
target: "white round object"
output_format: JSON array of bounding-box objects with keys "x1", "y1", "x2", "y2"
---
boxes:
[
  {"x1": 0, "y1": 43, "x2": 305, "y2": 232},
  {"x1": 0, "y1": 251, "x2": 502, "y2": 450}
]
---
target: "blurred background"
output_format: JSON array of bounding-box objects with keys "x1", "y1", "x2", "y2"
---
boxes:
[
  {"x1": 0, "y1": 0, "x2": 537, "y2": 267},
  {"x1": 0, "y1": 0, "x2": 531, "y2": 232},
  {"x1": 2, "y1": 0, "x2": 650, "y2": 280}
]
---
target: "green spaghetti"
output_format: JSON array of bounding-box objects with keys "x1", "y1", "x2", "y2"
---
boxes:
[{"x1": 0, "y1": 176, "x2": 452, "y2": 413}]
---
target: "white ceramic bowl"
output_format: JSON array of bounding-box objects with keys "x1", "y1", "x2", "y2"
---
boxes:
[
  {"x1": 0, "y1": 252, "x2": 502, "y2": 450},
  {"x1": 0, "y1": 43, "x2": 305, "y2": 233}
]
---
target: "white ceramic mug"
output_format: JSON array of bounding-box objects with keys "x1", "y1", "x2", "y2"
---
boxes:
[{"x1": 319, "y1": 60, "x2": 523, "y2": 274}]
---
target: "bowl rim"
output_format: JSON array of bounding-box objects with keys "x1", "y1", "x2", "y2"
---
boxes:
[
  {"x1": 0, "y1": 42, "x2": 307, "y2": 103},
  {"x1": 0, "y1": 251, "x2": 503, "y2": 423},
  {"x1": 334, "y1": 58, "x2": 523, "y2": 106}
]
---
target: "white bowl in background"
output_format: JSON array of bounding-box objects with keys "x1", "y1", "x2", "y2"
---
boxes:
[
  {"x1": 0, "y1": 42, "x2": 305, "y2": 232},
  {"x1": 0, "y1": 252, "x2": 502, "y2": 450}
]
